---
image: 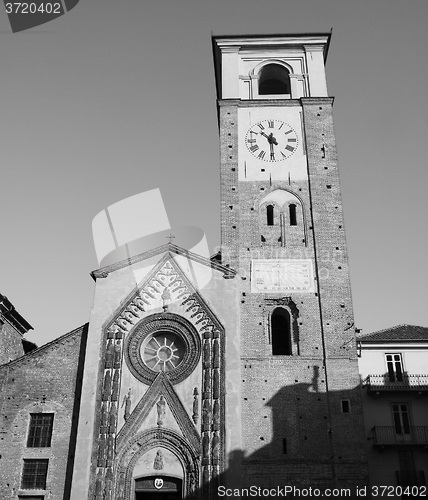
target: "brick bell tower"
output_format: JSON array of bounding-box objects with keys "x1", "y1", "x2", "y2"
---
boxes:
[{"x1": 212, "y1": 34, "x2": 368, "y2": 491}]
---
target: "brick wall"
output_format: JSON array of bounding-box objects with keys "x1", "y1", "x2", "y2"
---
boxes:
[
  {"x1": 0, "y1": 318, "x2": 25, "y2": 365},
  {"x1": 0, "y1": 324, "x2": 87, "y2": 499}
]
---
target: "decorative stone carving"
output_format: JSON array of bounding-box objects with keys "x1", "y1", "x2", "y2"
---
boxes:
[
  {"x1": 213, "y1": 400, "x2": 220, "y2": 430},
  {"x1": 156, "y1": 395, "x2": 166, "y2": 427},
  {"x1": 121, "y1": 388, "x2": 131, "y2": 421},
  {"x1": 100, "y1": 402, "x2": 108, "y2": 433},
  {"x1": 202, "y1": 399, "x2": 212, "y2": 426},
  {"x1": 113, "y1": 341, "x2": 121, "y2": 368},
  {"x1": 124, "y1": 313, "x2": 201, "y2": 385},
  {"x1": 117, "y1": 471, "x2": 125, "y2": 500},
  {"x1": 192, "y1": 387, "x2": 199, "y2": 424},
  {"x1": 213, "y1": 369, "x2": 220, "y2": 399},
  {"x1": 213, "y1": 338, "x2": 220, "y2": 368},
  {"x1": 203, "y1": 339, "x2": 211, "y2": 369},
  {"x1": 204, "y1": 369, "x2": 211, "y2": 394},
  {"x1": 162, "y1": 286, "x2": 171, "y2": 311},
  {"x1": 98, "y1": 435, "x2": 107, "y2": 467},
  {"x1": 109, "y1": 402, "x2": 117, "y2": 432},
  {"x1": 212, "y1": 431, "x2": 220, "y2": 463},
  {"x1": 202, "y1": 432, "x2": 210, "y2": 458},
  {"x1": 106, "y1": 436, "x2": 114, "y2": 466},
  {"x1": 102, "y1": 370, "x2": 112, "y2": 401},
  {"x1": 104, "y1": 468, "x2": 113, "y2": 500},
  {"x1": 111, "y1": 370, "x2": 120, "y2": 401},
  {"x1": 95, "y1": 468, "x2": 103, "y2": 497},
  {"x1": 153, "y1": 449, "x2": 164, "y2": 470},
  {"x1": 105, "y1": 340, "x2": 114, "y2": 368}
]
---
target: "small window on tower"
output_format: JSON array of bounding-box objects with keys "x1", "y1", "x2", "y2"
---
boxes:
[
  {"x1": 289, "y1": 204, "x2": 297, "y2": 226},
  {"x1": 259, "y1": 64, "x2": 290, "y2": 95},
  {"x1": 266, "y1": 205, "x2": 274, "y2": 226}
]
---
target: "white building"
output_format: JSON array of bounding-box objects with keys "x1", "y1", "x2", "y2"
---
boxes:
[{"x1": 358, "y1": 325, "x2": 428, "y2": 495}]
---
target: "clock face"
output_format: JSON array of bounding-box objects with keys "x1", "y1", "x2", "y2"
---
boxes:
[{"x1": 245, "y1": 120, "x2": 299, "y2": 162}]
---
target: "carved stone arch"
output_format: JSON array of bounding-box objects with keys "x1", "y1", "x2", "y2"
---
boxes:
[
  {"x1": 264, "y1": 298, "x2": 300, "y2": 355},
  {"x1": 116, "y1": 428, "x2": 200, "y2": 500},
  {"x1": 124, "y1": 312, "x2": 202, "y2": 385}
]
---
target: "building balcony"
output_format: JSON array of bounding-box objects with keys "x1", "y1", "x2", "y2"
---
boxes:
[
  {"x1": 372, "y1": 426, "x2": 428, "y2": 447},
  {"x1": 364, "y1": 374, "x2": 428, "y2": 393}
]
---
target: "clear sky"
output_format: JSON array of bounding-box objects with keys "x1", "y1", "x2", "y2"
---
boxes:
[{"x1": 1, "y1": 0, "x2": 427, "y2": 347}]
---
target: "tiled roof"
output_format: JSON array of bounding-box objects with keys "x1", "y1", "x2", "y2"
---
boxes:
[{"x1": 358, "y1": 324, "x2": 428, "y2": 342}]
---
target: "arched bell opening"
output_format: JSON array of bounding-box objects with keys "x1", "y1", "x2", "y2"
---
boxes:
[{"x1": 258, "y1": 64, "x2": 291, "y2": 95}]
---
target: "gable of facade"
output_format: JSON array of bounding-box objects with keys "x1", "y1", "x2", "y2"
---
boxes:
[{"x1": 70, "y1": 245, "x2": 240, "y2": 499}]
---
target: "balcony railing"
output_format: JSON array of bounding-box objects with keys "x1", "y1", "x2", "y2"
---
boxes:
[
  {"x1": 364, "y1": 374, "x2": 428, "y2": 392},
  {"x1": 372, "y1": 426, "x2": 428, "y2": 447}
]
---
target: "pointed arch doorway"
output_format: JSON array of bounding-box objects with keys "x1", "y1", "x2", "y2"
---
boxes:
[{"x1": 135, "y1": 475, "x2": 182, "y2": 500}]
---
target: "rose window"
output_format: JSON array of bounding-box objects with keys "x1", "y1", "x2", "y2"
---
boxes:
[
  {"x1": 124, "y1": 313, "x2": 201, "y2": 385},
  {"x1": 141, "y1": 331, "x2": 185, "y2": 372}
]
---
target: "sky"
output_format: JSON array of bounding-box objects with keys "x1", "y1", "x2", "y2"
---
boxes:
[{"x1": 1, "y1": 0, "x2": 427, "y2": 347}]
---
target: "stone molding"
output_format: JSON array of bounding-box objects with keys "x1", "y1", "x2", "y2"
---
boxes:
[{"x1": 116, "y1": 371, "x2": 200, "y2": 452}]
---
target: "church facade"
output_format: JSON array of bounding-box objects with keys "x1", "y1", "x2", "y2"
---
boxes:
[{"x1": 0, "y1": 33, "x2": 370, "y2": 499}]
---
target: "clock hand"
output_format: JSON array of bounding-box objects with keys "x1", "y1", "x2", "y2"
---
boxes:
[
  {"x1": 260, "y1": 131, "x2": 279, "y2": 145},
  {"x1": 268, "y1": 133, "x2": 278, "y2": 145}
]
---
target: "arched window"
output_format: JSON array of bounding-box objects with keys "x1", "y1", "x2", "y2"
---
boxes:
[
  {"x1": 271, "y1": 308, "x2": 292, "y2": 355},
  {"x1": 266, "y1": 205, "x2": 274, "y2": 226},
  {"x1": 259, "y1": 64, "x2": 290, "y2": 95},
  {"x1": 289, "y1": 204, "x2": 297, "y2": 226}
]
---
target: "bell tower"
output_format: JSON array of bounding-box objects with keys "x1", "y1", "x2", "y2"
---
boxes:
[{"x1": 213, "y1": 34, "x2": 368, "y2": 491}]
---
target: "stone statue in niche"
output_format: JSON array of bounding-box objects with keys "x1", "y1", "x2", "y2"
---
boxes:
[
  {"x1": 162, "y1": 286, "x2": 171, "y2": 311},
  {"x1": 212, "y1": 431, "x2": 220, "y2": 460},
  {"x1": 157, "y1": 395, "x2": 166, "y2": 427},
  {"x1": 121, "y1": 388, "x2": 132, "y2": 421},
  {"x1": 153, "y1": 449, "x2": 164, "y2": 470}
]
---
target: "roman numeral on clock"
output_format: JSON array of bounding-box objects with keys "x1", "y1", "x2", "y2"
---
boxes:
[
  {"x1": 249, "y1": 145, "x2": 259, "y2": 152},
  {"x1": 258, "y1": 150, "x2": 266, "y2": 160}
]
